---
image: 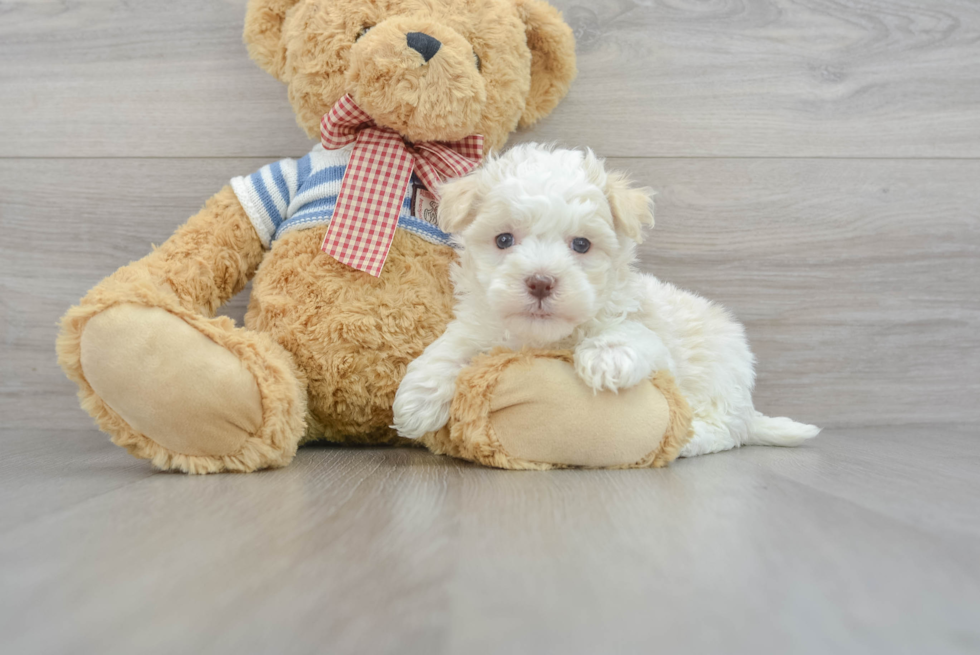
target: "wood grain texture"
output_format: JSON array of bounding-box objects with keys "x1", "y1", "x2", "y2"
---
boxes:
[
  {"x1": 3, "y1": 157, "x2": 977, "y2": 430},
  {"x1": 2, "y1": 0, "x2": 980, "y2": 158},
  {"x1": 525, "y1": 0, "x2": 980, "y2": 157},
  {"x1": 1, "y1": 426, "x2": 979, "y2": 655}
]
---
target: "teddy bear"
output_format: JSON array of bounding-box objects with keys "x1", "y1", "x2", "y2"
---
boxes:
[{"x1": 57, "y1": 0, "x2": 693, "y2": 474}]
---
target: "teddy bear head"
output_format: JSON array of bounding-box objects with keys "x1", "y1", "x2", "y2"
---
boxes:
[{"x1": 243, "y1": 0, "x2": 576, "y2": 151}]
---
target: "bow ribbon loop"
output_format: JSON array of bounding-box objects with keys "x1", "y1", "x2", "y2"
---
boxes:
[{"x1": 319, "y1": 94, "x2": 483, "y2": 277}]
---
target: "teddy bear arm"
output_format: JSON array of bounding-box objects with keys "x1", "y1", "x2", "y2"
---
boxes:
[
  {"x1": 142, "y1": 185, "x2": 266, "y2": 314},
  {"x1": 60, "y1": 185, "x2": 265, "y2": 319}
]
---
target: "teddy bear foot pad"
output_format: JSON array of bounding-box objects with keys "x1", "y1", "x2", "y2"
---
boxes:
[
  {"x1": 424, "y1": 351, "x2": 693, "y2": 470},
  {"x1": 77, "y1": 303, "x2": 307, "y2": 473}
]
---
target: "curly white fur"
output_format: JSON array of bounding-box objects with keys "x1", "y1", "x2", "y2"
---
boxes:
[{"x1": 393, "y1": 144, "x2": 820, "y2": 456}]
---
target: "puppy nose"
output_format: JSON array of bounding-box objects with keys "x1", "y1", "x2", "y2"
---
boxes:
[
  {"x1": 525, "y1": 274, "x2": 556, "y2": 300},
  {"x1": 406, "y1": 32, "x2": 441, "y2": 63}
]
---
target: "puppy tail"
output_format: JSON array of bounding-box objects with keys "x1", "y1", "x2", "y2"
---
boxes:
[{"x1": 745, "y1": 411, "x2": 821, "y2": 447}]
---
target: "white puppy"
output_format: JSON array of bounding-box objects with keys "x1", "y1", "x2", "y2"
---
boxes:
[{"x1": 393, "y1": 144, "x2": 819, "y2": 457}]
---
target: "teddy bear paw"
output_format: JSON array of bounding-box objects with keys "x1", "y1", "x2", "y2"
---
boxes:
[{"x1": 75, "y1": 303, "x2": 306, "y2": 473}]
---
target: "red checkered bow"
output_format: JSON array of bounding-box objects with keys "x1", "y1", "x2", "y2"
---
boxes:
[{"x1": 319, "y1": 94, "x2": 484, "y2": 277}]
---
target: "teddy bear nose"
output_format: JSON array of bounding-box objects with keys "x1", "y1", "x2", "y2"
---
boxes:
[
  {"x1": 406, "y1": 32, "x2": 442, "y2": 63},
  {"x1": 525, "y1": 274, "x2": 556, "y2": 300}
]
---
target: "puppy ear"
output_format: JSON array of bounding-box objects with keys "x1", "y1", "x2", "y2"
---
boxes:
[
  {"x1": 515, "y1": 0, "x2": 578, "y2": 128},
  {"x1": 244, "y1": 0, "x2": 302, "y2": 80},
  {"x1": 437, "y1": 173, "x2": 485, "y2": 234},
  {"x1": 606, "y1": 171, "x2": 656, "y2": 243}
]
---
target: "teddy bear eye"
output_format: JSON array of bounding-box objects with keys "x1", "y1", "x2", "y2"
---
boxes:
[
  {"x1": 571, "y1": 237, "x2": 591, "y2": 254},
  {"x1": 473, "y1": 51, "x2": 482, "y2": 72},
  {"x1": 495, "y1": 233, "x2": 515, "y2": 249},
  {"x1": 356, "y1": 26, "x2": 373, "y2": 41}
]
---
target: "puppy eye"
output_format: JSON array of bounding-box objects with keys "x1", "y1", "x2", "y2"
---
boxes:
[
  {"x1": 495, "y1": 233, "x2": 515, "y2": 249},
  {"x1": 473, "y1": 51, "x2": 482, "y2": 72},
  {"x1": 356, "y1": 26, "x2": 373, "y2": 41},
  {"x1": 571, "y1": 237, "x2": 591, "y2": 254}
]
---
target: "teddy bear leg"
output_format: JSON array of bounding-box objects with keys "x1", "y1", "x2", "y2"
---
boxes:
[
  {"x1": 63, "y1": 302, "x2": 308, "y2": 474},
  {"x1": 423, "y1": 351, "x2": 693, "y2": 470},
  {"x1": 57, "y1": 186, "x2": 309, "y2": 474}
]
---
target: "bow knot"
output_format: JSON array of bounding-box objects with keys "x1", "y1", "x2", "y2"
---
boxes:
[{"x1": 319, "y1": 94, "x2": 483, "y2": 277}]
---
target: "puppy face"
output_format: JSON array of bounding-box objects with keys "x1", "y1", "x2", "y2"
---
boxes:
[{"x1": 439, "y1": 145, "x2": 655, "y2": 346}]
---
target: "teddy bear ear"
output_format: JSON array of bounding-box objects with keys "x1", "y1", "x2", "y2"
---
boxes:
[
  {"x1": 243, "y1": 0, "x2": 302, "y2": 80},
  {"x1": 515, "y1": 0, "x2": 578, "y2": 128},
  {"x1": 437, "y1": 173, "x2": 485, "y2": 234},
  {"x1": 605, "y1": 170, "x2": 656, "y2": 244}
]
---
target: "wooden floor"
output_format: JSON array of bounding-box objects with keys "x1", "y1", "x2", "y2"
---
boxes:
[
  {"x1": 2, "y1": 425, "x2": 980, "y2": 654},
  {"x1": 2, "y1": 0, "x2": 979, "y2": 653}
]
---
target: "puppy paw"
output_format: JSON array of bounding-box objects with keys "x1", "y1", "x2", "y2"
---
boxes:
[
  {"x1": 574, "y1": 342, "x2": 654, "y2": 392},
  {"x1": 392, "y1": 379, "x2": 453, "y2": 440}
]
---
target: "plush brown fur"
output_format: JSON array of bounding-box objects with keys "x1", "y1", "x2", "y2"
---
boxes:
[
  {"x1": 245, "y1": 0, "x2": 576, "y2": 151},
  {"x1": 58, "y1": 0, "x2": 579, "y2": 472},
  {"x1": 423, "y1": 350, "x2": 693, "y2": 470},
  {"x1": 643, "y1": 373, "x2": 695, "y2": 468},
  {"x1": 247, "y1": 228, "x2": 457, "y2": 444},
  {"x1": 58, "y1": 187, "x2": 309, "y2": 473}
]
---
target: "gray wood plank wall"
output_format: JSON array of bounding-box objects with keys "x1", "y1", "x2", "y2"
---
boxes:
[{"x1": 2, "y1": 0, "x2": 979, "y2": 430}]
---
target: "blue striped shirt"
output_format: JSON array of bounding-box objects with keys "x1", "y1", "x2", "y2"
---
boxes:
[{"x1": 230, "y1": 143, "x2": 453, "y2": 249}]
